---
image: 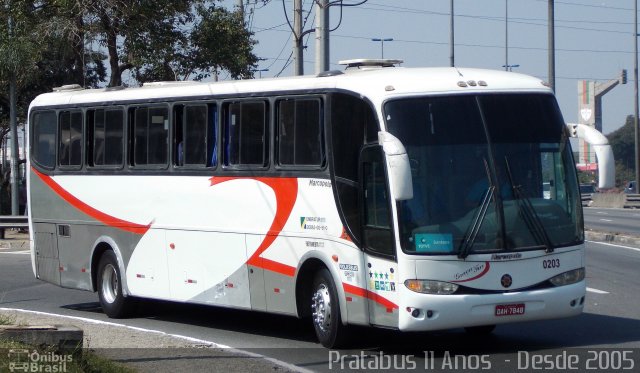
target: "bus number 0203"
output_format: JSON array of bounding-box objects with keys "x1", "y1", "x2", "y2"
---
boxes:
[{"x1": 543, "y1": 259, "x2": 560, "y2": 269}]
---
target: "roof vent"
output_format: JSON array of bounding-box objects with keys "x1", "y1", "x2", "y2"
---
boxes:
[
  {"x1": 339, "y1": 59, "x2": 403, "y2": 70},
  {"x1": 317, "y1": 70, "x2": 344, "y2": 78},
  {"x1": 52, "y1": 84, "x2": 83, "y2": 92},
  {"x1": 142, "y1": 81, "x2": 196, "y2": 87}
]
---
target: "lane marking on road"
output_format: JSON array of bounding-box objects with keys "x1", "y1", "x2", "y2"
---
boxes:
[
  {"x1": 598, "y1": 219, "x2": 613, "y2": 222},
  {"x1": 0, "y1": 250, "x2": 30, "y2": 255},
  {"x1": 586, "y1": 287, "x2": 609, "y2": 294},
  {"x1": 595, "y1": 211, "x2": 609, "y2": 215},
  {"x1": 0, "y1": 307, "x2": 313, "y2": 373},
  {"x1": 586, "y1": 240, "x2": 640, "y2": 253}
]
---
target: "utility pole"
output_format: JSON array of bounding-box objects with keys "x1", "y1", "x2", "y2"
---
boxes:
[
  {"x1": 635, "y1": 0, "x2": 640, "y2": 192},
  {"x1": 315, "y1": 0, "x2": 329, "y2": 74},
  {"x1": 9, "y1": 75, "x2": 18, "y2": 215},
  {"x1": 548, "y1": 0, "x2": 556, "y2": 92},
  {"x1": 236, "y1": 0, "x2": 244, "y2": 19},
  {"x1": 293, "y1": 0, "x2": 303, "y2": 75},
  {"x1": 449, "y1": 0, "x2": 454, "y2": 67},
  {"x1": 8, "y1": 10, "x2": 19, "y2": 215}
]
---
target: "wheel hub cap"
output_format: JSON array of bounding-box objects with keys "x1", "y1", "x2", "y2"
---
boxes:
[
  {"x1": 101, "y1": 263, "x2": 118, "y2": 304},
  {"x1": 311, "y1": 284, "x2": 331, "y2": 332}
]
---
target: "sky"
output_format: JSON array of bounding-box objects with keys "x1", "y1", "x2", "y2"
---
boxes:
[{"x1": 234, "y1": 0, "x2": 637, "y2": 135}]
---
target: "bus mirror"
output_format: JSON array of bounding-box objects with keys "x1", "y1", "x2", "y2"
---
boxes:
[
  {"x1": 378, "y1": 131, "x2": 413, "y2": 201},
  {"x1": 568, "y1": 123, "x2": 615, "y2": 189}
]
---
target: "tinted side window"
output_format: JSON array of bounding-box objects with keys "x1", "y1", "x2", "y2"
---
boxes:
[
  {"x1": 277, "y1": 98, "x2": 323, "y2": 167},
  {"x1": 58, "y1": 110, "x2": 83, "y2": 168},
  {"x1": 362, "y1": 146, "x2": 394, "y2": 256},
  {"x1": 223, "y1": 101, "x2": 267, "y2": 167},
  {"x1": 133, "y1": 106, "x2": 169, "y2": 166},
  {"x1": 330, "y1": 93, "x2": 378, "y2": 244},
  {"x1": 32, "y1": 111, "x2": 57, "y2": 169},
  {"x1": 93, "y1": 109, "x2": 124, "y2": 167},
  {"x1": 174, "y1": 104, "x2": 216, "y2": 167}
]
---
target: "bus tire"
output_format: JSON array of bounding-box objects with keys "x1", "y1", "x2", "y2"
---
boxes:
[
  {"x1": 464, "y1": 325, "x2": 496, "y2": 335},
  {"x1": 97, "y1": 251, "x2": 135, "y2": 318},
  {"x1": 311, "y1": 268, "x2": 348, "y2": 348}
]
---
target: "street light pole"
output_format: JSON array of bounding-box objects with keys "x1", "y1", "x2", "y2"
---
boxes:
[
  {"x1": 548, "y1": 0, "x2": 556, "y2": 92},
  {"x1": 450, "y1": 0, "x2": 454, "y2": 67},
  {"x1": 371, "y1": 38, "x2": 393, "y2": 59},
  {"x1": 505, "y1": 0, "x2": 509, "y2": 71}
]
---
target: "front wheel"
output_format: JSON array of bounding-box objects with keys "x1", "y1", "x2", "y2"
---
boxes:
[
  {"x1": 311, "y1": 268, "x2": 348, "y2": 348},
  {"x1": 97, "y1": 251, "x2": 136, "y2": 318}
]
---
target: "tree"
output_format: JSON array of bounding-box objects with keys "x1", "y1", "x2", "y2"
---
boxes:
[
  {"x1": 606, "y1": 115, "x2": 636, "y2": 187},
  {"x1": 134, "y1": 3, "x2": 259, "y2": 82},
  {"x1": 187, "y1": 4, "x2": 258, "y2": 80},
  {"x1": 58, "y1": 0, "x2": 258, "y2": 87},
  {"x1": 0, "y1": 0, "x2": 42, "y2": 126}
]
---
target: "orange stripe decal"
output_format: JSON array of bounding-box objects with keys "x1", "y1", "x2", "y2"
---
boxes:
[
  {"x1": 343, "y1": 283, "x2": 398, "y2": 310},
  {"x1": 33, "y1": 167, "x2": 151, "y2": 235},
  {"x1": 211, "y1": 176, "x2": 298, "y2": 276},
  {"x1": 258, "y1": 257, "x2": 296, "y2": 277}
]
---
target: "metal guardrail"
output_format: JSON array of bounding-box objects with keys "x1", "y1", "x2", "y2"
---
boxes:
[
  {"x1": 581, "y1": 193, "x2": 593, "y2": 207},
  {"x1": 625, "y1": 194, "x2": 640, "y2": 208},
  {"x1": 0, "y1": 215, "x2": 28, "y2": 239}
]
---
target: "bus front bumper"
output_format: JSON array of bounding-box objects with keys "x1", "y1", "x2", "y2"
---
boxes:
[{"x1": 398, "y1": 280, "x2": 586, "y2": 331}]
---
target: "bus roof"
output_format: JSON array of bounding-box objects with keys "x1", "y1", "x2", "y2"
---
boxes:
[{"x1": 29, "y1": 66, "x2": 552, "y2": 110}]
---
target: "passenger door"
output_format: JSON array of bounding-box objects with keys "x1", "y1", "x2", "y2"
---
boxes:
[{"x1": 360, "y1": 146, "x2": 399, "y2": 327}]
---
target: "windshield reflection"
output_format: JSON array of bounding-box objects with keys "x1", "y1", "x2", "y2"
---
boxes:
[{"x1": 384, "y1": 94, "x2": 582, "y2": 255}]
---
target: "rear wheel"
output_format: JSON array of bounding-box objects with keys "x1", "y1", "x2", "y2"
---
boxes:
[
  {"x1": 97, "y1": 251, "x2": 135, "y2": 318},
  {"x1": 311, "y1": 268, "x2": 348, "y2": 348}
]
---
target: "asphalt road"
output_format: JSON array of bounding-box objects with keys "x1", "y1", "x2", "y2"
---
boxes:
[
  {"x1": 584, "y1": 207, "x2": 640, "y2": 236},
  {"x1": 1, "y1": 240, "x2": 639, "y2": 372}
]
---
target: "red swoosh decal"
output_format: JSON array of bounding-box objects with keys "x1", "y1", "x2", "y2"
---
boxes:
[
  {"x1": 451, "y1": 261, "x2": 491, "y2": 283},
  {"x1": 32, "y1": 167, "x2": 151, "y2": 234},
  {"x1": 210, "y1": 176, "x2": 298, "y2": 271},
  {"x1": 343, "y1": 283, "x2": 398, "y2": 310}
]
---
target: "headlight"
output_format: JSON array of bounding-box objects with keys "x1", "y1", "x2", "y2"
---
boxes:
[
  {"x1": 549, "y1": 268, "x2": 585, "y2": 287},
  {"x1": 404, "y1": 279, "x2": 459, "y2": 295}
]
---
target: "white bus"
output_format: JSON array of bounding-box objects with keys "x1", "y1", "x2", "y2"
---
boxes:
[{"x1": 28, "y1": 60, "x2": 588, "y2": 348}]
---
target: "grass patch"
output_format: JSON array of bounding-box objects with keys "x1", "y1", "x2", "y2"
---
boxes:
[
  {"x1": 0, "y1": 339, "x2": 136, "y2": 373},
  {"x1": 0, "y1": 313, "x2": 16, "y2": 326}
]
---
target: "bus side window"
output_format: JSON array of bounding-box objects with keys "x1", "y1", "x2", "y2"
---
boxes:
[
  {"x1": 173, "y1": 105, "x2": 184, "y2": 166},
  {"x1": 90, "y1": 108, "x2": 124, "y2": 167},
  {"x1": 31, "y1": 111, "x2": 57, "y2": 169},
  {"x1": 184, "y1": 104, "x2": 208, "y2": 166},
  {"x1": 223, "y1": 101, "x2": 268, "y2": 167},
  {"x1": 277, "y1": 98, "x2": 324, "y2": 167},
  {"x1": 361, "y1": 146, "x2": 394, "y2": 257},
  {"x1": 330, "y1": 93, "x2": 378, "y2": 244},
  {"x1": 174, "y1": 103, "x2": 212, "y2": 168},
  {"x1": 210, "y1": 105, "x2": 218, "y2": 167},
  {"x1": 58, "y1": 110, "x2": 83, "y2": 168},
  {"x1": 132, "y1": 106, "x2": 169, "y2": 166}
]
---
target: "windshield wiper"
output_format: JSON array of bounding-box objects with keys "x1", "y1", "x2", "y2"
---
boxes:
[
  {"x1": 504, "y1": 158, "x2": 554, "y2": 253},
  {"x1": 458, "y1": 159, "x2": 494, "y2": 259}
]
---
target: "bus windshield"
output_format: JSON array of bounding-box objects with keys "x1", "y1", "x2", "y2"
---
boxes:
[{"x1": 384, "y1": 94, "x2": 582, "y2": 256}]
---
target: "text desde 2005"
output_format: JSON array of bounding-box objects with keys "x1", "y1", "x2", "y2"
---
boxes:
[{"x1": 327, "y1": 350, "x2": 637, "y2": 371}]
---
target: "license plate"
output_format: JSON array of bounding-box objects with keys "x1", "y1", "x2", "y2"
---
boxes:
[{"x1": 495, "y1": 303, "x2": 525, "y2": 316}]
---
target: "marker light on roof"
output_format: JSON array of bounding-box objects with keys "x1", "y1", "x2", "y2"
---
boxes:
[
  {"x1": 467, "y1": 80, "x2": 477, "y2": 87},
  {"x1": 457, "y1": 81, "x2": 468, "y2": 87},
  {"x1": 385, "y1": 85, "x2": 395, "y2": 91}
]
